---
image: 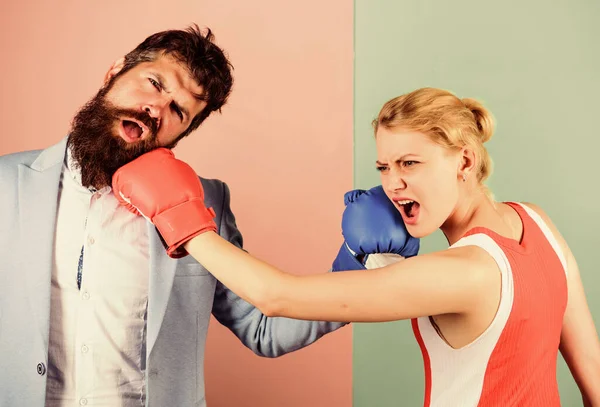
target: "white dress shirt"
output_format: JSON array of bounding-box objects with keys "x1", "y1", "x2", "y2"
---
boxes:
[{"x1": 45, "y1": 150, "x2": 150, "y2": 407}]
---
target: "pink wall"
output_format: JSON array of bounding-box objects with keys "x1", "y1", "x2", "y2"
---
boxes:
[{"x1": 0, "y1": 1, "x2": 353, "y2": 406}]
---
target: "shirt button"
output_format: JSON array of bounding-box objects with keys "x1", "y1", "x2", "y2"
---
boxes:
[
  {"x1": 82, "y1": 291, "x2": 90, "y2": 300},
  {"x1": 88, "y1": 236, "x2": 95, "y2": 245},
  {"x1": 37, "y1": 363, "x2": 46, "y2": 376},
  {"x1": 81, "y1": 345, "x2": 89, "y2": 353},
  {"x1": 79, "y1": 398, "x2": 88, "y2": 406}
]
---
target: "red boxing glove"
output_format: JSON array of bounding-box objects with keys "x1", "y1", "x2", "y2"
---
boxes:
[{"x1": 112, "y1": 148, "x2": 217, "y2": 258}]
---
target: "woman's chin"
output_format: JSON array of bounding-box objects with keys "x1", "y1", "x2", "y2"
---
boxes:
[{"x1": 406, "y1": 223, "x2": 437, "y2": 239}]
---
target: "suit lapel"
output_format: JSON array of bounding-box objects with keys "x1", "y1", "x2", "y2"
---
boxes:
[
  {"x1": 17, "y1": 138, "x2": 178, "y2": 357},
  {"x1": 146, "y1": 224, "x2": 177, "y2": 357},
  {"x1": 17, "y1": 139, "x2": 66, "y2": 347}
]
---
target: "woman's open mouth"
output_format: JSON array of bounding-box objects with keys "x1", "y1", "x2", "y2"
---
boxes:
[{"x1": 395, "y1": 199, "x2": 420, "y2": 225}]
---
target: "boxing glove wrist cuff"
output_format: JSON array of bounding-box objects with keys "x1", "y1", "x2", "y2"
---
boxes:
[
  {"x1": 152, "y1": 198, "x2": 217, "y2": 258},
  {"x1": 332, "y1": 242, "x2": 366, "y2": 272}
]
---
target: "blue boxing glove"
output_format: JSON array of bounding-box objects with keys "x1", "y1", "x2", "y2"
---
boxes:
[{"x1": 332, "y1": 185, "x2": 420, "y2": 271}]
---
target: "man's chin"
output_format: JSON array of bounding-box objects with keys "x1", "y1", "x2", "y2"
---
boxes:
[
  {"x1": 114, "y1": 135, "x2": 143, "y2": 150},
  {"x1": 69, "y1": 137, "x2": 155, "y2": 190},
  {"x1": 113, "y1": 129, "x2": 159, "y2": 151}
]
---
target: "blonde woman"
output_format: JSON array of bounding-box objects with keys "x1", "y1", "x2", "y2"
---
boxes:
[{"x1": 113, "y1": 88, "x2": 600, "y2": 406}]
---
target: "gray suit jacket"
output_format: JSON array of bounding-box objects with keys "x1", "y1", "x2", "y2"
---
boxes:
[{"x1": 0, "y1": 138, "x2": 345, "y2": 407}]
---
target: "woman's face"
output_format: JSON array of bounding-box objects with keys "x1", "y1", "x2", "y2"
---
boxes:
[{"x1": 375, "y1": 127, "x2": 463, "y2": 238}]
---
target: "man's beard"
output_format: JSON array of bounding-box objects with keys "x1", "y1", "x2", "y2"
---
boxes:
[{"x1": 67, "y1": 90, "x2": 162, "y2": 190}]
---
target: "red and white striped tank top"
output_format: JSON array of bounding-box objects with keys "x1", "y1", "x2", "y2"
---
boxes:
[{"x1": 412, "y1": 202, "x2": 568, "y2": 406}]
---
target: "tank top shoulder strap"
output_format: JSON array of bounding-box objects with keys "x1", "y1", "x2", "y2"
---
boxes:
[{"x1": 505, "y1": 202, "x2": 568, "y2": 276}]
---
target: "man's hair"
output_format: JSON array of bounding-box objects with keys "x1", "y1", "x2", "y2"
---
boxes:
[{"x1": 109, "y1": 24, "x2": 234, "y2": 140}]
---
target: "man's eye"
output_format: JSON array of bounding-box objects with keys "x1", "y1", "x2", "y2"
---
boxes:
[
  {"x1": 376, "y1": 166, "x2": 388, "y2": 172},
  {"x1": 149, "y1": 78, "x2": 161, "y2": 90},
  {"x1": 173, "y1": 104, "x2": 183, "y2": 121},
  {"x1": 403, "y1": 161, "x2": 418, "y2": 167}
]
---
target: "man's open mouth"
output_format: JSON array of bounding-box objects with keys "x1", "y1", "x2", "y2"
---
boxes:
[{"x1": 119, "y1": 119, "x2": 148, "y2": 143}]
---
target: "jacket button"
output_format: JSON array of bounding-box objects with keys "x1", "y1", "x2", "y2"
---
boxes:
[{"x1": 37, "y1": 363, "x2": 46, "y2": 376}]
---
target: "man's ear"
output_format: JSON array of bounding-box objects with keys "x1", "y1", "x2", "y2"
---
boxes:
[{"x1": 103, "y1": 57, "x2": 125, "y2": 86}]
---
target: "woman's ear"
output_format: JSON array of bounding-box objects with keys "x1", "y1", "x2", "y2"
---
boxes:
[{"x1": 458, "y1": 146, "x2": 477, "y2": 181}]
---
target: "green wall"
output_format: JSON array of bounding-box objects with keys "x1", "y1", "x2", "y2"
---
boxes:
[{"x1": 353, "y1": 1, "x2": 600, "y2": 405}]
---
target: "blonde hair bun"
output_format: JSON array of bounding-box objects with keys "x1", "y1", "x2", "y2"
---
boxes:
[{"x1": 461, "y1": 97, "x2": 495, "y2": 143}]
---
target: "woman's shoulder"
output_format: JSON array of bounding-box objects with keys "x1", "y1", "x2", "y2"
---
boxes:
[
  {"x1": 507, "y1": 201, "x2": 552, "y2": 225},
  {"x1": 424, "y1": 242, "x2": 501, "y2": 277},
  {"x1": 515, "y1": 202, "x2": 569, "y2": 252}
]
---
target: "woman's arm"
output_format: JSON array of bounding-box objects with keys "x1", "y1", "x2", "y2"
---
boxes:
[
  {"x1": 111, "y1": 149, "x2": 495, "y2": 322},
  {"x1": 184, "y1": 231, "x2": 498, "y2": 322},
  {"x1": 525, "y1": 203, "x2": 600, "y2": 405},
  {"x1": 560, "y1": 249, "x2": 600, "y2": 406}
]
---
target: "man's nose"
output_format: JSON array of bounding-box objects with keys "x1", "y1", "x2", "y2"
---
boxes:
[
  {"x1": 142, "y1": 104, "x2": 159, "y2": 119},
  {"x1": 142, "y1": 97, "x2": 169, "y2": 118},
  {"x1": 143, "y1": 105, "x2": 158, "y2": 118},
  {"x1": 141, "y1": 103, "x2": 163, "y2": 131}
]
